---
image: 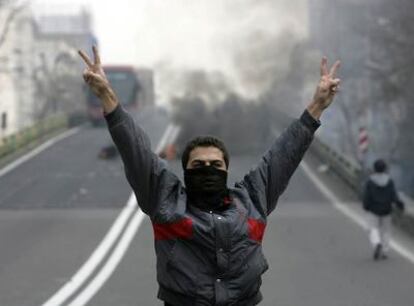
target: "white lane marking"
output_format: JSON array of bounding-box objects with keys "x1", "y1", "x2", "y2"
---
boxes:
[
  {"x1": 169, "y1": 125, "x2": 181, "y2": 144},
  {"x1": 42, "y1": 122, "x2": 176, "y2": 306},
  {"x1": 300, "y1": 161, "x2": 414, "y2": 264},
  {"x1": 41, "y1": 194, "x2": 137, "y2": 306},
  {"x1": 155, "y1": 124, "x2": 174, "y2": 153},
  {"x1": 68, "y1": 123, "x2": 181, "y2": 305},
  {"x1": 68, "y1": 208, "x2": 145, "y2": 306},
  {"x1": 0, "y1": 127, "x2": 80, "y2": 178}
]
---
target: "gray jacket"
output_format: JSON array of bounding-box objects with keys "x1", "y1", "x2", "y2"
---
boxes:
[{"x1": 104, "y1": 104, "x2": 320, "y2": 306}]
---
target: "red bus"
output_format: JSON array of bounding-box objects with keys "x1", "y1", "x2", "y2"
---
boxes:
[{"x1": 86, "y1": 66, "x2": 154, "y2": 125}]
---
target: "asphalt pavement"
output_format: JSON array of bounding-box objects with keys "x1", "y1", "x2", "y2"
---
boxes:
[
  {"x1": 0, "y1": 107, "x2": 169, "y2": 306},
  {"x1": 0, "y1": 108, "x2": 413, "y2": 306},
  {"x1": 87, "y1": 153, "x2": 414, "y2": 306}
]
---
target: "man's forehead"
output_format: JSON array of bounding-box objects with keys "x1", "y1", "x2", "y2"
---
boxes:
[{"x1": 189, "y1": 146, "x2": 224, "y2": 161}]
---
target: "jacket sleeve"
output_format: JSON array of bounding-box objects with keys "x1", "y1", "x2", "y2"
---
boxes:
[
  {"x1": 390, "y1": 179, "x2": 405, "y2": 212},
  {"x1": 239, "y1": 109, "x2": 320, "y2": 216},
  {"x1": 104, "y1": 104, "x2": 181, "y2": 217},
  {"x1": 362, "y1": 181, "x2": 371, "y2": 211}
]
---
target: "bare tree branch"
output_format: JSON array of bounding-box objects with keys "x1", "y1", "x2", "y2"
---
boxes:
[{"x1": 0, "y1": 0, "x2": 28, "y2": 49}]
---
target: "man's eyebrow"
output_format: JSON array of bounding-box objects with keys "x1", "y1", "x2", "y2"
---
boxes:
[{"x1": 191, "y1": 159, "x2": 223, "y2": 164}]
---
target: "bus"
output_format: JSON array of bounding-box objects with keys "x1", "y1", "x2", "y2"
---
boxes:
[{"x1": 86, "y1": 66, "x2": 154, "y2": 125}]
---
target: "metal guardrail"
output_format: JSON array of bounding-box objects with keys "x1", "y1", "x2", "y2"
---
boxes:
[
  {"x1": 310, "y1": 135, "x2": 414, "y2": 236},
  {"x1": 0, "y1": 114, "x2": 68, "y2": 159},
  {"x1": 311, "y1": 137, "x2": 363, "y2": 192},
  {"x1": 272, "y1": 108, "x2": 414, "y2": 236}
]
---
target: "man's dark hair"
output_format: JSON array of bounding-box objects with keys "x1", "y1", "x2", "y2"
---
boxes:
[
  {"x1": 181, "y1": 135, "x2": 229, "y2": 169},
  {"x1": 373, "y1": 159, "x2": 387, "y2": 173}
]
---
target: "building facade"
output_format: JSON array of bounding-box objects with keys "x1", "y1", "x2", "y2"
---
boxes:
[{"x1": 0, "y1": 3, "x2": 96, "y2": 140}]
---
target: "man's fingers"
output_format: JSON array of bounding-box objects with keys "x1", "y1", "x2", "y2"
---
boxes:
[
  {"x1": 330, "y1": 79, "x2": 341, "y2": 93},
  {"x1": 83, "y1": 70, "x2": 98, "y2": 83},
  {"x1": 331, "y1": 84, "x2": 340, "y2": 90},
  {"x1": 83, "y1": 70, "x2": 107, "y2": 89},
  {"x1": 92, "y1": 45, "x2": 101, "y2": 65},
  {"x1": 331, "y1": 78, "x2": 341, "y2": 86},
  {"x1": 320, "y1": 56, "x2": 328, "y2": 76},
  {"x1": 329, "y1": 60, "x2": 341, "y2": 77},
  {"x1": 83, "y1": 69, "x2": 93, "y2": 84},
  {"x1": 78, "y1": 50, "x2": 93, "y2": 67}
]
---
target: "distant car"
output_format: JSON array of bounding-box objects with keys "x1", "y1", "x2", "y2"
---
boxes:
[
  {"x1": 86, "y1": 66, "x2": 154, "y2": 126},
  {"x1": 98, "y1": 144, "x2": 118, "y2": 160}
]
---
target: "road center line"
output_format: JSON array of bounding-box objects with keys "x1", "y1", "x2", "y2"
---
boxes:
[
  {"x1": 41, "y1": 194, "x2": 137, "y2": 306},
  {"x1": 66, "y1": 123, "x2": 181, "y2": 305},
  {"x1": 42, "y1": 122, "x2": 177, "y2": 306},
  {"x1": 68, "y1": 207, "x2": 145, "y2": 306}
]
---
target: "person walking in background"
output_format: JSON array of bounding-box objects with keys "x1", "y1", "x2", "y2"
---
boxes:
[{"x1": 363, "y1": 159, "x2": 405, "y2": 260}]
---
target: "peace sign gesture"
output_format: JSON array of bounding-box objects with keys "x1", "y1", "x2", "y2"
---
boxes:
[
  {"x1": 78, "y1": 46, "x2": 118, "y2": 113},
  {"x1": 306, "y1": 57, "x2": 341, "y2": 119},
  {"x1": 313, "y1": 57, "x2": 341, "y2": 108}
]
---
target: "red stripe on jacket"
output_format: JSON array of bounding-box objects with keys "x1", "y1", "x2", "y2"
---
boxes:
[
  {"x1": 153, "y1": 218, "x2": 193, "y2": 240},
  {"x1": 247, "y1": 218, "x2": 266, "y2": 242}
]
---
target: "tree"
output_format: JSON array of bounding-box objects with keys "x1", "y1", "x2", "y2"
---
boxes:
[
  {"x1": 33, "y1": 51, "x2": 86, "y2": 121},
  {"x1": 0, "y1": 0, "x2": 28, "y2": 49},
  {"x1": 364, "y1": 0, "x2": 414, "y2": 163}
]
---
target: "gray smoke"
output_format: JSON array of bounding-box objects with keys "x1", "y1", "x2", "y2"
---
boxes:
[{"x1": 167, "y1": 0, "x2": 315, "y2": 154}]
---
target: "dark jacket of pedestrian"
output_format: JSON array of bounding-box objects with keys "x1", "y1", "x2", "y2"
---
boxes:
[{"x1": 363, "y1": 161, "x2": 405, "y2": 217}]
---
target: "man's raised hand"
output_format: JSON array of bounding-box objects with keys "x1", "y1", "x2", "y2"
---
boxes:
[
  {"x1": 307, "y1": 57, "x2": 341, "y2": 119},
  {"x1": 314, "y1": 57, "x2": 341, "y2": 109},
  {"x1": 79, "y1": 46, "x2": 111, "y2": 98},
  {"x1": 78, "y1": 46, "x2": 118, "y2": 113}
]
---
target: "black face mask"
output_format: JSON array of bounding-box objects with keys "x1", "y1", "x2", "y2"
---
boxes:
[{"x1": 184, "y1": 165, "x2": 229, "y2": 209}]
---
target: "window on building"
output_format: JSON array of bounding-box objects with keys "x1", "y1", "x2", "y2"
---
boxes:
[{"x1": 1, "y1": 112, "x2": 7, "y2": 130}]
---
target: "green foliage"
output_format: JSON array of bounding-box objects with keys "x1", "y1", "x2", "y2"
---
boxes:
[{"x1": 0, "y1": 115, "x2": 67, "y2": 159}]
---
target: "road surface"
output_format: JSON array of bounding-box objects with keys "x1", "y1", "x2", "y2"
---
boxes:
[{"x1": 0, "y1": 109, "x2": 413, "y2": 306}]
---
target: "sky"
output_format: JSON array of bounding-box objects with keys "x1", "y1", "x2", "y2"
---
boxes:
[
  {"x1": 33, "y1": 0, "x2": 308, "y2": 66},
  {"x1": 33, "y1": 0, "x2": 308, "y2": 102},
  {"x1": 34, "y1": 1, "x2": 228, "y2": 68}
]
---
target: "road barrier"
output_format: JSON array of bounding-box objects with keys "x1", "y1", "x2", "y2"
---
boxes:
[
  {"x1": 311, "y1": 137, "x2": 363, "y2": 192},
  {"x1": 0, "y1": 114, "x2": 68, "y2": 160},
  {"x1": 272, "y1": 109, "x2": 414, "y2": 237}
]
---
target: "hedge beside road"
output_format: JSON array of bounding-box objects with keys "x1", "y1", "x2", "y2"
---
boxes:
[{"x1": 0, "y1": 114, "x2": 68, "y2": 160}]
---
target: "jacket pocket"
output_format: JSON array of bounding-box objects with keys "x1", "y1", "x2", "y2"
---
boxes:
[
  {"x1": 165, "y1": 240, "x2": 199, "y2": 296},
  {"x1": 232, "y1": 249, "x2": 269, "y2": 301},
  {"x1": 245, "y1": 251, "x2": 268, "y2": 283}
]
